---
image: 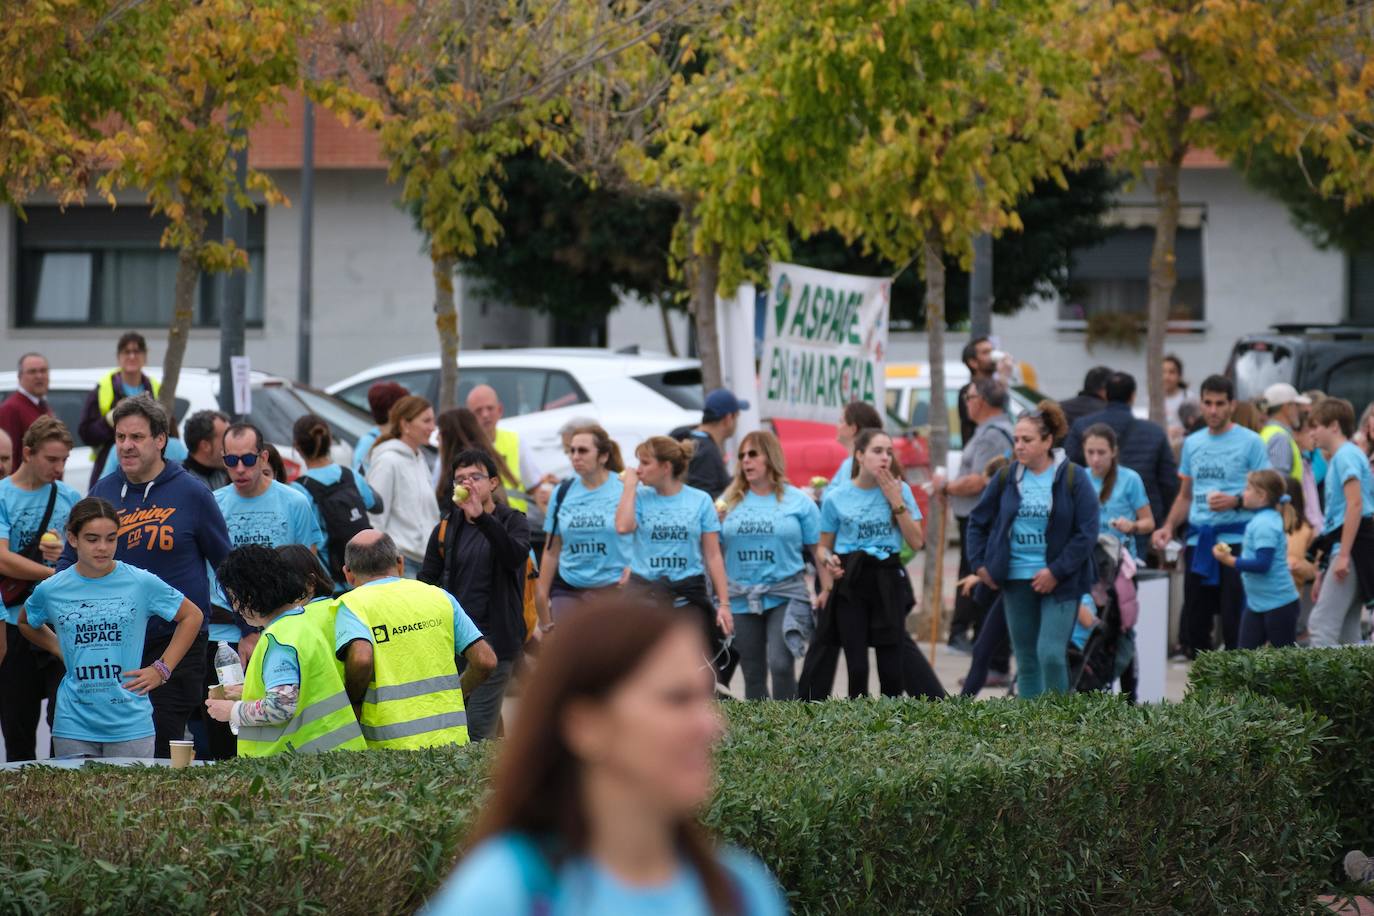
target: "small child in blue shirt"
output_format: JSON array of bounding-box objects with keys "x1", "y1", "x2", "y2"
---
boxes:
[{"x1": 1212, "y1": 469, "x2": 1301, "y2": 649}]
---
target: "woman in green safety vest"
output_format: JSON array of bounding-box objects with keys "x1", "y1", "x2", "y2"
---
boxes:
[{"x1": 205, "y1": 544, "x2": 366, "y2": 756}]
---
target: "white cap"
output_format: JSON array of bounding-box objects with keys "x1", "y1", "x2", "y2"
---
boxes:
[{"x1": 1263, "y1": 382, "x2": 1311, "y2": 408}]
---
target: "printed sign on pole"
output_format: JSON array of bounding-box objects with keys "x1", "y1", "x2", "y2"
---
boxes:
[
  {"x1": 230, "y1": 355, "x2": 252, "y2": 416},
  {"x1": 759, "y1": 262, "x2": 890, "y2": 423}
]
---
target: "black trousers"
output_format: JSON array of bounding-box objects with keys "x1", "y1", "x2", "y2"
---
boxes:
[
  {"x1": 199, "y1": 638, "x2": 237, "y2": 760},
  {"x1": 144, "y1": 631, "x2": 207, "y2": 759},
  {"x1": 1180, "y1": 547, "x2": 1245, "y2": 654},
  {"x1": 949, "y1": 516, "x2": 981, "y2": 640},
  {"x1": 0, "y1": 623, "x2": 62, "y2": 761},
  {"x1": 798, "y1": 631, "x2": 946, "y2": 699}
]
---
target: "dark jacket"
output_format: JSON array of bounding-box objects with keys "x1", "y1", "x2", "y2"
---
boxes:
[
  {"x1": 78, "y1": 371, "x2": 156, "y2": 490},
  {"x1": 670, "y1": 426, "x2": 731, "y2": 498},
  {"x1": 419, "y1": 503, "x2": 530, "y2": 660},
  {"x1": 1063, "y1": 402, "x2": 1179, "y2": 527},
  {"x1": 1059, "y1": 393, "x2": 1107, "y2": 429},
  {"x1": 56, "y1": 459, "x2": 231, "y2": 640},
  {"x1": 965, "y1": 457, "x2": 1099, "y2": 601}
]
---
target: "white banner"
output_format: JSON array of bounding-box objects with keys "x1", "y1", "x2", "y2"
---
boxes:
[
  {"x1": 760, "y1": 262, "x2": 890, "y2": 423},
  {"x1": 230, "y1": 355, "x2": 252, "y2": 416}
]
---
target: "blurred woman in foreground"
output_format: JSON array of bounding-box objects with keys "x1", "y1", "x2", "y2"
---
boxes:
[{"x1": 423, "y1": 598, "x2": 786, "y2": 915}]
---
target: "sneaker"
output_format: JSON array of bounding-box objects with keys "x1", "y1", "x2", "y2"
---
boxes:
[
  {"x1": 947, "y1": 634, "x2": 975, "y2": 655},
  {"x1": 984, "y1": 670, "x2": 1011, "y2": 688},
  {"x1": 1345, "y1": 850, "x2": 1374, "y2": 884}
]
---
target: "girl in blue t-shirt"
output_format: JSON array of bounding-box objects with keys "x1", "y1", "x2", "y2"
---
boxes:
[
  {"x1": 422, "y1": 599, "x2": 786, "y2": 916},
  {"x1": 536, "y1": 424, "x2": 630, "y2": 629},
  {"x1": 616, "y1": 436, "x2": 733, "y2": 668},
  {"x1": 804, "y1": 428, "x2": 927, "y2": 699},
  {"x1": 719, "y1": 430, "x2": 823, "y2": 701},
  {"x1": 19, "y1": 497, "x2": 203, "y2": 759},
  {"x1": 1212, "y1": 469, "x2": 1301, "y2": 649},
  {"x1": 1081, "y1": 424, "x2": 1154, "y2": 558}
]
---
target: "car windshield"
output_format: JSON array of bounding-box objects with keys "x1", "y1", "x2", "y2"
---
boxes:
[
  {"x1": 633, "y1": 368, "x2": 704, "y2": 410},
  {"x1": 1232, "y1": 344, "x2": 1294, "y2": 401},
  {"x1": 248, "y1": 385, "x2": 373, "y2": 447}
]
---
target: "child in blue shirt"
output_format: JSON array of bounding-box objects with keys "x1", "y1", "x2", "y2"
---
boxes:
[
  {"x1": 1212, "y1": 470, "x2": 1301, "y2": 649},
  {"x1": 19, "y1": 497, "x2": 203, "y2": 759}
]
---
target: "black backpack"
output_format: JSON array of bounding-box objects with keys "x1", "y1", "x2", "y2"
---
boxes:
[{"x1": 297, "y1": 467, "x2": 374, "y2": 582}]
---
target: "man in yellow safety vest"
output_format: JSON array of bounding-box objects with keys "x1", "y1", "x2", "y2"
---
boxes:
[
  {"x1": 336, "y1": 529, "x2": 496, "y2": 749},
  {"x1": 466, "y1": 384, "x2": 558, "y2": 513},
  {"x1": 1260, "y1": 383, "x2": 1311, "y2": 484}
]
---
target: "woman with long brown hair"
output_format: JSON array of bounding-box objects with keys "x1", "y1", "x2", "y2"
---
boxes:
[
  {"x1": 291, "y1": 414, "x2": 379, "y2": 591},
  {"x1": 535, "y1": 425, "x2": 628, "y2": 630},
  {"x1": 432, "y1": 407, "x2": 516, "y2": 510},
  {"x1": 422, "y1": 598, "x2": 786, "y2": 914},
  {"x1": 366, "y1": 395, "x2": 438, "y2": 577},
  {"x1": 719, "y1": 430, "x2": 823, "y2": 700}
]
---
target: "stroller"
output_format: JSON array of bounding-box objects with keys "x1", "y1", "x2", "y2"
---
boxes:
[{"x1": 1069, "y1": 535, "x2": 1138, "y2": 694}]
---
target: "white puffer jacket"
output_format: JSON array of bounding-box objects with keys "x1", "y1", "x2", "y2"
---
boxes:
[{"x1": 365, "y1": 438, "x2": 439, "y2": 563}]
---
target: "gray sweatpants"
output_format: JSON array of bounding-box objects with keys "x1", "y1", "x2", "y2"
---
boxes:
[
  {"x1": 53, "y1": 736, "x2": 156, "y2": 759},
  {"x1": 1309, "y1": 567, "x2": 1364, "y2": 648},
  {"x1": 463, "y1": 658, "x2": 515, "y2": 742}
]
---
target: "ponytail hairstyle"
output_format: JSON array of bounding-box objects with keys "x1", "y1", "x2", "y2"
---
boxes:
[
  {"x1": 66, "y1": 497, "x2": 121, "y2": 536},
  {"x1": 720, "y1": 430, "x2": 787, "y2": 512},
  {"x1": 850, "y1": 427, "x2": 894, "y2": 479},
  {"x1": 636, "y1": 435, "x2": 694, "y2": 479},
  {"x1": 1283, "y1": 477, "x2": 1308, "y2": 535},
  {"x1": 1248, "y1": 469, "x2": 1296, "y2": 531},
  {"x1": 1083, "y1": 423, "x2": 1119, "y2": 504},
  {"x1": 292, "y1": 413, "x2": 332, "y2": 462},
  {"x1": 569, "y1": 424, "x2": 625, "y2": 474},
  {"x1": 1019, "y1": 399, "x2": 1069, "y2": 445}
]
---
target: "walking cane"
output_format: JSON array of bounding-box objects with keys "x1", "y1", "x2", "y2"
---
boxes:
[{"x1": 928, "y1": 492, "x2": 949, "y2": 665}]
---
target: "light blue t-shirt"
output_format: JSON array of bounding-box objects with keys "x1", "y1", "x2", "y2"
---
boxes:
[
  {"x1": 25, "y1": 561, "x2": 183, "y2": 742},
  {"x1": 1179, "y1": 425, "x2": 1269, "y2": 545},
  {"x1": 334, "y1": 576, "x2": 484, "y2": 656},
  {"x1": 1091, "y1": 465, "x2": 1149, "y2": 559},
  {"x1": 826, "y1": 457, "x2": 853, "y2": 492},
  {"x1": 1071, "y1": 593, "x2": 1095, "y2": 650},
  {"x1": 722, "y1": 486, "x2": 821, "y2": 613},
  {"x1": 0, "y1": 477, "x2": 81, "y2": 624},
  {"x1": 1239, "y1": 508, "x2": 1298, "y2": 612},
  {"x1": 1322, "y1": 441, "x2": 1374, "y2": 538},
  {"x1": 352, "y1": 426, "x2": 381, "y2": 474},
  {"x1": 422, "y1": 835, "x2": 787, "y2": 916},
  {"x1": 100, "y1": 438, "x2": 189, "y2": 479},
  {"x1": 542, "y1": 475, "x2": 629, "y2": 589},
  {"x1": 820, "y1": 480, "x2": 921, "y2": 559},
  {"x1": 292, "y1": 465, "x2": 379, "y2": 582},
  {"x1": 630, "y1": 485, "x2": 720, "y2": 581},
  {"x1": 1009, "y1": 466, "x2": 1055, "y2": 579}
]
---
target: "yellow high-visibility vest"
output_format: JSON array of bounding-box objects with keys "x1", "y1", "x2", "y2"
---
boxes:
[
  {"x1": 492, "y1": 427, "x2": 528, "y2": 511},
  {"x1": 1260, "y1": 423, "x2": 1303, "y2": 483}
]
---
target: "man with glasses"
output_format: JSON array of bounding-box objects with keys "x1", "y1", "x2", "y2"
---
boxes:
[
  {"x1": 0, "y1": 353, "x2": 53, "y2": 476},
  {"x1": 78, "y1": 332, "x2": 160, "y2": 490},
  {"x1": 57, "y1": 394, "x2": 232, "y2": 757},
  {"x1": 419, "y1": 449, "x2": 531, "y2": 741}
]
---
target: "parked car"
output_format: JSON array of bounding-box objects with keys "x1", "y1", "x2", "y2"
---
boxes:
[
  {"x1": 1228, "y1": 324, "x2": 1374, "y2": 408},
  {"x1": 327, "y1": 349, "x2": 704, "y2": 477},
  {"x1": 884, "y1": 361, "x2": 1048, "y2": 478},
  {"x1": 0, "y1": 367, "x2": 371, "y2": 495}
]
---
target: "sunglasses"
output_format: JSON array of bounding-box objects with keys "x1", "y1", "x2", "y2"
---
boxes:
[
  {"x1": 738, "y1": 449, "x2": 762, "y2": 460},
  {"x1": 566, "y1": 446, "x2": 594, "y2": 455},
  {"x1": 223, "y1": 453, "x2": 260, "y2": 468}
]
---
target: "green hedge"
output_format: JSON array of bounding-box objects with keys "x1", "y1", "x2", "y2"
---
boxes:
[
  {"x1": 0, "y1": 696, "x2": 1336, "y2": 914},
  {"x1": 1189, "y1": 645, "x2": 1374, "y2": 855}
]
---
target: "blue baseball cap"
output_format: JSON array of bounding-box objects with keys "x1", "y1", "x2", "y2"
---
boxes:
[{"x1": 703, "y1": 388, "x2": 750, "y2": 421}]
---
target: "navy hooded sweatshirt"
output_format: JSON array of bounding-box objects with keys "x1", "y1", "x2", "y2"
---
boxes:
[{"x1": 57, "y1": 459, "x2": 231, "y2": 641}]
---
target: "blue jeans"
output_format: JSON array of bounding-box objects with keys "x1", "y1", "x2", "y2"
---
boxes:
[{"x1": 1001, "y1": 580, "x2": 1077, "y2": 698}]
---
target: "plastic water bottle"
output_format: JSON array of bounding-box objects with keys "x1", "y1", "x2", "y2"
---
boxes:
[{"x1": 215, "y1": 641, "x2": 245, "y2": 687}]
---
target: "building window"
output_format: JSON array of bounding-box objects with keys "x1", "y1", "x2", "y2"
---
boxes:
[
  {"x1": 15, "y1": 205, "x2": 265, "y2": 328},
  {"x1": 1061, "y1": 217, "x2": 1206, "y2": 324},
  {"x1": 1348, "y1": 250, "x2": 1374, "y2": 324}
]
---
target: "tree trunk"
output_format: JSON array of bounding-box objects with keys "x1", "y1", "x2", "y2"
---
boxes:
[
  {"x1": 159, "y1": 209, "x2": 204, "y2": 415},
  {"x1": 659, "y1": 300, "x2": 679, "y2": 357},
  {"x1": 689, "y1": 244, "x2": 724, "y2": 391},
  {"x1": 434, "y1": 254, "x2": 460, "y2": 411},
  {"x1": 922, "y1": 232, "x2": 950, "y2": 633},
  {"x1": 1146, "y1": 154, "x2": 1184, "y2": 426}
]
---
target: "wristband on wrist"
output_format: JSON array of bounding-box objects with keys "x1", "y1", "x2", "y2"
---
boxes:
[{"x1": 152, "y1": 659, "x2": 172, "y2": 683}]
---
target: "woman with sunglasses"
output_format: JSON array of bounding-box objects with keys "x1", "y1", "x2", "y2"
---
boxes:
[
  {"x1": 367, "y1": 395, "x2": 439, "y2": 577},
  {"x1": 535, "y1": 425, "x2": 630, "y2": 630},
  {"x1": 965, "y1": 401, "x2": 1099, "y2": 698},
  {"x1": 616, "y1": 437, "x2": 733, "y2": 673},
  {"x1": 800, "y1": 428, "x2": 924, "y2": 698},
  {"x1": 718, "y1": 431, "x2": 822, "y2": 700}
]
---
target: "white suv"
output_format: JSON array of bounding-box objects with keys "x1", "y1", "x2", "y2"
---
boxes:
[
  {"x1": 0, "y1": 367, "x2": 372, "y2": 495},
  {"x1": 327, "y1": 349, "x2": 704, "y2": 476}
]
